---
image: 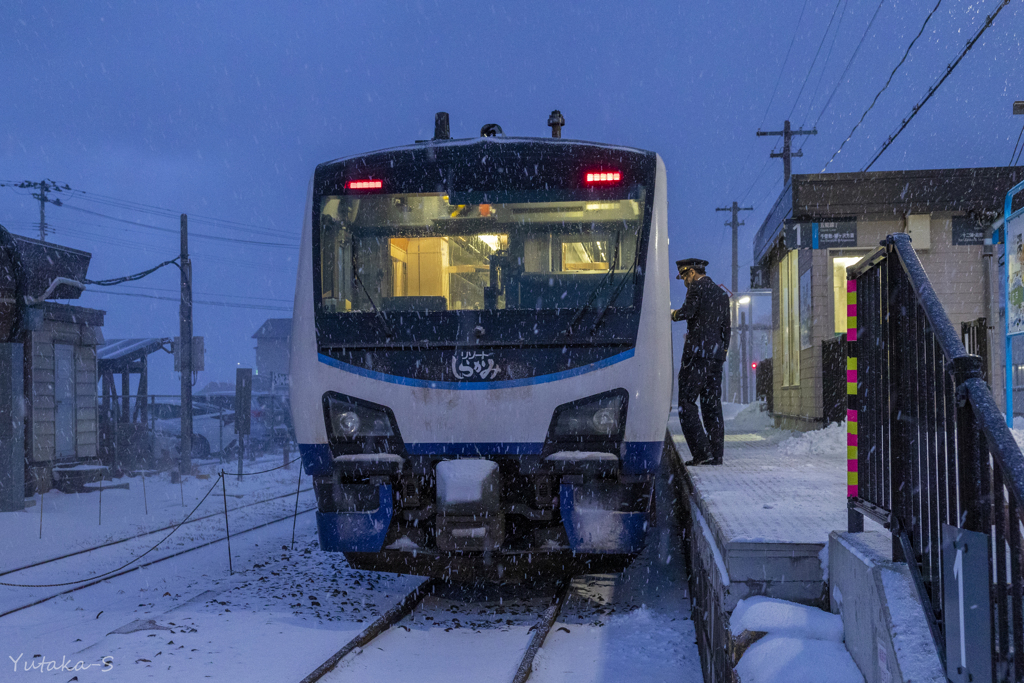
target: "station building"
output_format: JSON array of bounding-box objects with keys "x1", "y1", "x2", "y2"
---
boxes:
[{"x1": 752, "y1": 166, "x2": 1024, "y2": 430}]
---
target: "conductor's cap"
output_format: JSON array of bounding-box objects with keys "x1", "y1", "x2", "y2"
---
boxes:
[{"x1": 675, "y1": 258, "x2": 708, "y2": 277}]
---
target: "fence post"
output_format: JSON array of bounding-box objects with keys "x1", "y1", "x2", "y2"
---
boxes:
[
  {"x1": 952, "y1": 355, "x2": 986, "y2": 531},
  {"x1": 847, "y1": 275, "x2": 863, "y2": 532}
]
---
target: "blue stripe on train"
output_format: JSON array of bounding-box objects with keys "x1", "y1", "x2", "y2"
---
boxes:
[
  {"x1": 300, "y1": 441, "x2": 663, "y2": 476},
  {"x1": 316, "y1": 349, "x2": 635, "y2": 390}
]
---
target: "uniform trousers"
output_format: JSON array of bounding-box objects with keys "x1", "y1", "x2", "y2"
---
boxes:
[{"x1": 677, "y1": 355, "x2": 725, "y2": 463}]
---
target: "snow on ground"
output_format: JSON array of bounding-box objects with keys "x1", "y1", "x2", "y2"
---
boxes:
[
  {"x1": 732, "y1": 596, "x2": 863, "y2": 683},
  {"x1": 775, "y1": 420, "x2": 847, "y2": 458},
  {"x1": 0, "y1": 450, "x2": 703, "y2": 682},
  {"x1": 0, "y1": 453, "x2": 305, "y2": 574}
]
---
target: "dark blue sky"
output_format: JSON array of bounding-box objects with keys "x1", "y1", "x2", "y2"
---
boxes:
[{"x1": 2, "y1": 0, "x2": 1022, "y2": 392}]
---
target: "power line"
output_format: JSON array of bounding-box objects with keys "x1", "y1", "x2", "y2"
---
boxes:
[
  {"x1": 115, "y1": 282, "x2": 293, "y2": 304},
  {"x1": 822, "y1": 0, "x2": 944, "y2": 171},
  {"x1": 786, "y1": 0, "x2": 845, "y2": 121},
  {"x1": 83, "y1": 289, "x2": 292, "y2": 312},
  {"x1": 59, "y1": 204, "x2": 298, "y2": 248},
  {"x1": 1010, "y1": 122, "x2": 1024, "y2": 166},
  {"x1": 65, "y1": 189, "x2": 292, "y2": 239},
  {"x1": 758, "y1": 0, "x2": 811, "y2": 129},
  {"x1": 800, "y1": 0, "x2": 850, "y2": 126},
  {"x1": 862, "y1": 0, "x2": 1014, "y2": 171},
  {"x1": 810, "y1": 0, "x2": 887, "y2": 132}
]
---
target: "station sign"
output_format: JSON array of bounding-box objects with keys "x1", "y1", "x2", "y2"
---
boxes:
[
  {"x1": 784, "y1": 218, "x2": 857, "y2": 250},
  {"x1": 951, "y1": 217, "x2": 985, "y2": 246}
]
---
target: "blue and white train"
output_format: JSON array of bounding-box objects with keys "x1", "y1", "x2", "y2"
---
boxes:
[{"x1": 290, "y1": 114, "x2": 672, "y2": 579}]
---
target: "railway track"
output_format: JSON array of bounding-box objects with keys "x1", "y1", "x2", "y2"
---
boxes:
[
  {"x1": 0, "y1": 486, "x2": 313, "y2": 580},
  {"x1": 299, "y1": 578, "x2": 572, "y2": 683},
  {"x1": 0, "y1": 505, "x2": 316, "y2": 620}
]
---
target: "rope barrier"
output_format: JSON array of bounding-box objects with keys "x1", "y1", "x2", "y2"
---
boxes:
[{"x1": 0, "y1": 473, "x2": 223, "y2": 588}]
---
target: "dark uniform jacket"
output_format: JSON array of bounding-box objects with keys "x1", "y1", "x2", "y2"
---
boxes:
[{"x1": 672, "y1": 276, "x2": 731, "y2": 362}]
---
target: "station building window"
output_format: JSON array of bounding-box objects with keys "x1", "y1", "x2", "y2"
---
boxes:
[
  {"x1": 831, "y1": 254, "x2": 868, "y2": 335},
  {"x1": 779, "y1": 250, "x2": 800, "y2": 387}
]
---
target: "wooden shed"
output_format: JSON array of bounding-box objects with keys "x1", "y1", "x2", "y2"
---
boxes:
[{"x1": 0, "y1": 232, "x2": 106, "y2": 493}]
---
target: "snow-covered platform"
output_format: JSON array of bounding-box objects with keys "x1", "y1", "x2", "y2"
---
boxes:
[
  {"x1": 667, "y1": 407, "x2": 868, "y2": 678},
  {"x1": 668, "y1": 411, "x2": 851, "y2": 609}
]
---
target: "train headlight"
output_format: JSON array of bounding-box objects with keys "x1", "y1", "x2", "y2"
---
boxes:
[
  {"x1": 335, "y1": 411, "x2": 361, "y2": 436},
  {"x1": 547, "y1": 389, "x2": 628, "y2": 441},
  {"x1": 322, "y1": 392, "x2": 400, "y2": 443},
  {"x1": 591, "y1": 407, "x2": 619, "y2": 433}
]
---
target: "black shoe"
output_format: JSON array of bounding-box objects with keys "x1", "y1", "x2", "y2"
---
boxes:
[{"x1": 685, "y1": 458, "x2": 711, "y2": 466}]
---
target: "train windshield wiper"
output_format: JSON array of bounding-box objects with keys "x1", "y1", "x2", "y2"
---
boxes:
[
  {"x1": 559, "y1": 234, "x2": 621, "y2": 338},
  {"x1": 352, "y1": 269, "x2": 395, "y2": 338}
]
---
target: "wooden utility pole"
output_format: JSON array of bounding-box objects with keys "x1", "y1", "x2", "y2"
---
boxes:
[
  {"x1": 0, "y1": 180, "x2": 70, "y2": 241},
  {"x1": 178, "y1": 213, "x2": 193, "y2": 481},
  {"x1": 756, "y1": 120, "x2": 817, "y2": 186},
  {"x1": 716, "y1": 202, "x2": 753, "y2": 292}
]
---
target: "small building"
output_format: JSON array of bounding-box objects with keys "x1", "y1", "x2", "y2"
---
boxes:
[
  {"x1": 252, "y1": 317, "x2": 291, "y2": 393},
  {"x1": 0, "y1": 233, "x2": 106, "y2": 493},
  {"x1": 752, "y1": 166, "x2": 1024, "y2": 430}
]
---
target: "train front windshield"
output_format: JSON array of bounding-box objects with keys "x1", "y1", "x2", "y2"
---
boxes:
[{"x1": 318, "y1": 193, "x2": 645, "y2": 315}]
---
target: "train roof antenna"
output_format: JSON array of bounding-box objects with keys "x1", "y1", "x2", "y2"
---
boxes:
[
  {"x1": 547, "y1": 110, "x2": 564, "y2": 138},
  {"x1": 434, "y1": 112, "x2": 450, "y2": 140}
]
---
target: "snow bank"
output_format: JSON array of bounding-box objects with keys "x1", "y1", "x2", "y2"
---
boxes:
[
  {"x1": 727, "y1": 401, "x2": 773, "y2": 433},
  {"x1": 729, "y1": 596, "x2": 843, "y2": 642},
  {"x1": 732, "y1": 597, "x2": 863, "y2": 683},
  {"x1": 735, "y1": 635, "x2": 864, "y2": 683},
  {"x1": 776, "y1": 421, "x2": 847, "y2": 458},
  {"x1": 721, "y1": 402, "x2": 747, "y2": 421}
]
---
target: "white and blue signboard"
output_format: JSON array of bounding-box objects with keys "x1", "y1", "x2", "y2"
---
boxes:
[
  {"x1": 784, "y1": 218, "x2": 857, "y2": 250},
  {"x1": 1005, "y1": 180, "x2": 1024, "y2": 426}
]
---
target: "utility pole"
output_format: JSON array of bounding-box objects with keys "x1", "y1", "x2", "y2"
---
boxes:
[
  {"x1": 0, "y1": 180, "x2": 70, "y2": 241},
  {"x1": 178, "y1": 213, "x2": 193, "y2": 481},
  {"x1": 716, "y1": 202, "x2": 753, "y2": 292},
  {"x1": 756, "y1": 120, "x2": 817, "y2": 186}
]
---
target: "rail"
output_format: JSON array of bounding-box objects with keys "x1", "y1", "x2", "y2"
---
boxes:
[{"x1": 847, "y1": 232, "x2": 1024, "y2": 682}]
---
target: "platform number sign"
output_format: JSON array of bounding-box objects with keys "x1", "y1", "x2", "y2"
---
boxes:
[{"x1": 941, "y1": 524, "x2": 991, "y2": 683}]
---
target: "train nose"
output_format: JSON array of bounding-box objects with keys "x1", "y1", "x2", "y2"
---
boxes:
[{"x1": 434, "y1": 459, "x2": 505, "y2": 552}]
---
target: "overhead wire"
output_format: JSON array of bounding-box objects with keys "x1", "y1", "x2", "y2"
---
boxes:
[
  {"x1": 786, "y1": 0, "x2": 846, "y2": 121},
  {"x1": 757, "y1": 0, "x2": 811, "y2": 129},
  {"x1": 1010, "y1": 122, "x2": 1024, "y2": 166},
  {"x1": 810, "y1": 0, "x2": 887, "y2": 132},
  {"x1": 63, "y1": 189, "x2": 294, "y2": 240},
  {"x1": 800, "y1": 0, "x2": 851, "y2": 127},
  {"x1": 83, "y1": 289, "x2": 292, "y2": 312},
  {"x1": 821, "y1": 0, "x2": 944, "y2": 171},
  {"x1": 59, "y1": 204, "x2": 298, "y2": 248},
  {"x1": 862, "y1": 0, "x2": 1014, "y2": 171}
]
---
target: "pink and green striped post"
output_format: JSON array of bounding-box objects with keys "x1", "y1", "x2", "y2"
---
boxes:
[{"x1": 846, "y1": 277, "x2": 862, "y2": 531}]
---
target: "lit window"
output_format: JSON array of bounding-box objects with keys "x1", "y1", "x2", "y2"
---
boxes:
[
  {"x1": 832, "y1": 256, "x2": 865, "y2": 334},
  {"x1": 779, "y1": 250, "x2": 800, "y2": 387}
]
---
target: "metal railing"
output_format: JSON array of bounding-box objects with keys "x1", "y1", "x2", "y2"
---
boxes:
[{"x1": 848, "y1": 233, "x2": 1024, "y2": 682}]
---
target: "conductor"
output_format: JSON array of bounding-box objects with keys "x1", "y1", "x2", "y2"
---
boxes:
[{"x1": 671, "y1": 258, "x2": 731, "y2": 466}]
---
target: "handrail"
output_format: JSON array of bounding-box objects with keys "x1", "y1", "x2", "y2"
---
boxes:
[{"x1": 848, "y1": 232, "x2": 1024, "y2": 681}]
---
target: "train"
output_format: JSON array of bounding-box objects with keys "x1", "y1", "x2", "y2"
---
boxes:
[{"x1": 290, "y1": 112, "x2": 672, "y2": 580}]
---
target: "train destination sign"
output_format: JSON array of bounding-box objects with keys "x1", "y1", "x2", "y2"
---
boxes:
[{"x1": 784, "y1": 218, "x2": 857, "y2": 250}]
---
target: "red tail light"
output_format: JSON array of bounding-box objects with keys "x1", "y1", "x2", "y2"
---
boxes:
[
  {"x1": 585, "y1": 171, "x2": 621, "y2": 184},
  {"x1": 347, "y1": 179, "x2": 383, "y2": 190}
]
